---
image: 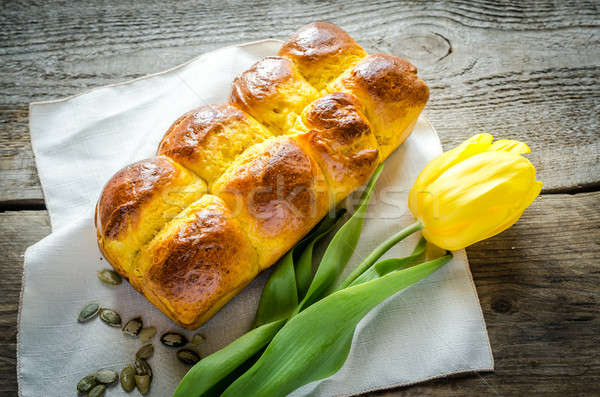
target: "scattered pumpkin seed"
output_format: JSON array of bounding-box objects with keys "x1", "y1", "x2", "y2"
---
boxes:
[
  {"x1": 177, "y1": 349, "x2": 201, "y2": 365},
  {"x1": 122, "y1": 317, "x2": 143, "y2": 337},
  {"x1": 97, "y1": 268, "x2": 122, "y2": 285},
  {"x1": 136, "y1": 344, "x2": 154, "y2": 359},
  {"x1": 138, "y1": 327, "x2": 156, "y2": 342},
  {"x1": 160, "y1": 332, "x2": 188, "y2": 348},
  {"x1": 77, "y1": 303, "x2": 100, "y2": 323},
  {"x1": 134, "y1": 357, "x2": 152, "y2": 379},
  {"x1": 190, "y1": 333, "x2": 205, "y2": 346},
  {"x1": 95, "y1": 368, "x2": 118, "y2": 384},
  {"x1": 76, "y1": 373, "x2": 97, "y2": 393},
  {"x1": 99, "y1": 309, "x2": 122, "y2": 327},
  {"x1": 88, "y1": 384, "x2": 107, "y2": 397},
  {"x1": 135, "y1": 374, "x2": 151, "y2": 395},
  {"x1": 120, "y1": 365, "x2": 136, "y2": 392}
]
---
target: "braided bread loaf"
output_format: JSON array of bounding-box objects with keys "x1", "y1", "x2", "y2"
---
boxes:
[{"x1": 95, "y1": 22, "x2": 429, "y2": 329}]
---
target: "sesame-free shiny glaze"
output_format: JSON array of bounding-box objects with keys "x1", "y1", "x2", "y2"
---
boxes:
[
  {"x1": 292, "y1": 93, "x2": 379, "y2": 203},
  {"x1": 212, "y1": 137, "x2": 331, "y2": 269},
  {"x1": 96, "y1": 156, "x2": 207, "y2": 278},
  {"x1": 279, "y1": 22, "x2": 367, "y2": 91},
  {"x1": 329, "y1": 54, "x2": 429, "y2": 160},
  {"x1": 231, "y1": 56, "x2": 318, "y2": 135},
  {"x1": 133, "y1": 195, "x2": 259, "y2": 329},
  {"x1": 158, "y1": 104, "x2": 273, "y2": 186}
]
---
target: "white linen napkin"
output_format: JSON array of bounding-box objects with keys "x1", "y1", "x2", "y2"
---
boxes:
[{"x1": 20, "y1": 39, "x2": 493, "y2": 397}]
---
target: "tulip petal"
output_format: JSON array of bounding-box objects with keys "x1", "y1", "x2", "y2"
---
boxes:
[
  {"x1": 478, "y1": 180, "x2": 542, "y2": 242},
  {"x1": 410, "y1": 133, "x2": 541, "y2": 251},
  {"x1": 414, "y1": 151, "x2": 541, "y2": 250},
  {"x1": 489, "y1": 139, "x2": 531, "y2": 154},
  {"x1": 409, "y1": 133, "x2": 493, "y2": 216},
  {"x1": 417, "y1": 133, "x2": 493, "y2": 185}
]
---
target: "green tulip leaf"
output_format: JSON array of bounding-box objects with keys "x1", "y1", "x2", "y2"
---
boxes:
[
  {"x1": 336, "y1": 221, "x2": 424, "y2": 291},
  {"x1": 173, "y1": 319, "x2": 285, "y2": 397},
  {"x1": 295, "y1": 208, "x2": 345, "y2": 299},
  {"x1": 222, "y1": 254, "x2": 452, "y2": 397},
  {"x1": 254, "y1": 208, "x2": 346, "y2": 328},
  {"x1": 298, "y1": 164, "x2": 384, "y2": 310},
  {"x1": 349, "y1": 236, "x2": 427, "y2": 287},
  {"x1": 253, "y1": 251, "x2": 298, "y2": 328}
]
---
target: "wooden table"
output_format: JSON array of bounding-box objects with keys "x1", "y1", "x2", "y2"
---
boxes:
[{"x1": 1, "y1": 1, "x2": 598, "y2": 395}]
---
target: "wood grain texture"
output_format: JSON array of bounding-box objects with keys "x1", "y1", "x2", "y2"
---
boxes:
[
  {"x1": 0, "y1": 107, "x2": 43, "y2": 206},
  {"x1": 1, "y1": 1, "x2": 599, "y2": 395},
  {"x1": 0, "y1": 211, "x2": 51, "y2": 395},
  {"x1": 1, "y1": 192, "x2": 598, "y2": 396},
  {"x1": 1, "y1": 0, "x2": 599, "y2": 201}
]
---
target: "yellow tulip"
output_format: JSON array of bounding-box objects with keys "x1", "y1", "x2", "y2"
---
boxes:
[{"x1": 408, "y1": 133, "x2": 542, "y2": 251}]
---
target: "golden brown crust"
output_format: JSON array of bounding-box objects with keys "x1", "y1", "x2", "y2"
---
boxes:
[
  {"x1": 135, "y1": 195, "x2": 259, "y2": 329},
  {"x1": 303, "y1": 92, "x2": 368, "y2": 134},
  {"x1": 293, "y1": 93, "x2": 379, "y2": 202},
  {"x1": 279, "y1": 22, "x2": 362, "y2": 63},
  {"x1": 157, "y1": 104, "x2": 272, "y2": 185},
  {"x1": 217, "y1": 138, "x2": 325, "y2": 233},
  {"x1": 279, "y1": 22, "x2": 367, "y2": 90},
  {"x1": 230, "y1": 56, "x2": 318, "y2": 134},
  {"x1": 212, "y1": 137, "x2": 331, "y2": 268},
  {"x1": 158, "y1": 104, "x2": 245, "y2": 161},
  {"x1": 349, "y1": 54, "x2": 429, "y2": 106},
  {"x1": 97, "y1": 156, "x2": 178, "y2": 240},
  {"x1": 231, "y1": 56, "x2": 294, "y2": 111},
  {"x1": 96, "y1": 155, "x2": 207, "y2": 278},
  {"x1": 329, "y1": 54, "x2": 429, "y2": 159}
]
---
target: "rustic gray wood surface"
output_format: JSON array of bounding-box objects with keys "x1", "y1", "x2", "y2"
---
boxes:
[{"x1": 1, "y1": 1, "x2": 598, "y2": 396}]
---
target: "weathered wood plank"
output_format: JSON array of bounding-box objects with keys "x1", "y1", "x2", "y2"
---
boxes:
[
  {"x1": 0, "y1": 0, "x2": 599, "y2": 202},
  {"x1": 393, "y1": 191, "x2": 600, "y2": 396},
  {"x1": 0, "y1": 211, "x2": 50, "y2": 395},
  {"x1": 1, "y1": 192, "x2": 598, "y2": 396},
  {"x1": 0, "y1": 107, "x2": 43, "y2": 205}
]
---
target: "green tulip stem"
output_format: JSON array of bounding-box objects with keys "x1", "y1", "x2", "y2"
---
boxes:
[{"x1": 335, "y1": 220, "x2": 423, "y2": 291}]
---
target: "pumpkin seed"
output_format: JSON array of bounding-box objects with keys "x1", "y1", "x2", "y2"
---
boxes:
[
  {"x1": 76, "y1": 373, "x2": 97, "y2": 393},
  {"x1": 88, "y1": 384, "x2": 106, "y2": 397},
  {"x1": 139, "y1": 327, "x2": 156, "y2": 342},
  {"x1": 160, "y1": 332, "x2": 187, "y2": 348},
  {"x1": 97, "y1": 268, "x2": 122, "y2": 285},
  {"x1": 177, "y1": 349, "x2": 201, "y2": 365},
  {"x1": 77, "y1": 303, "x2": 100, "y2": 323},
  {"x1": 120, "y1": 365, "x2": 135, "y2": 392},
  {"x1": 136, "y1": 344, "x2": 154, "y2": 359},
  {"x1": 122, "y1": 317, "x2": 143, "y2": 337},
  {"x1": 95, "y1": 368, "x2": 118, "y2": 384},
  {"x1": 170, "y1": 320, "x2": 285, "y2": 397},
  {"x1": 190, "y1": 333, "x2": 205, "y2": 346},
  {"x1": 135, "y1": 374, "x2": 151, "y2": 395},
  {"x1": 134, "y1": 357, "x2": 152, "y2": 378},
  {"x1": 99, "y1": 309, "x2": 122, "y2": 327}
]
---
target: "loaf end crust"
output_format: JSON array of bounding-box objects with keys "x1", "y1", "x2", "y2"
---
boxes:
[
  {"x1": 329, "y1": 53, "x2": 429, "y2": 160},
  {"x1": 279, "y1": 21, "x2": 367, "y2": 91},
  {"x1": 96, "y1": 156, "x2": 207, "y2": 278}
]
